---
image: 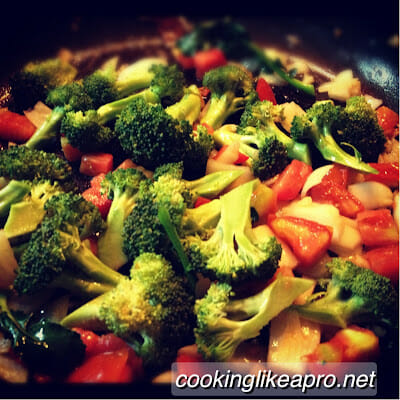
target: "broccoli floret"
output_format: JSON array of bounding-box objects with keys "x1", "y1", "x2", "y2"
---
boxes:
[
  {"x1": 177, "y1": 18, "x2": 315, "y2": 96},
  {"x1": 0, "y1": 180, "x2": 31, "y2": 219},
  {"x1": 0, "y1": 146, "x2": 75, "y2": 191},
  {"x1": 13, "y1": 206, "x2": 121, "y2": 297},
  {"x1": 8, "y1": 58, "x2": 77, "y2": 113},
  {"x1": 96, "y1": 168, "x2": 147, "y2": 270},
  {"x1": 293, "y1": 258, "x2": 398, "y2": 328},
  {"x1": 291, "y1": 100, "x2": 379, "y2": 174},
  {"x1": 237, "y1": 99, "x2": 312, "y2": 165},
  {"x1": 4, "y1": 180, "x2": 63, "y2": 240},
  {"x1": 45, "y1": 82, "x2": 94, "y2": 111},
  {"x1": 333, "y1": 96, "x2": 387, "y2": 163},
  {"x1": 61, "y1": 252, "x2": 195, "y2": 372},
  {"x1": 183, "y1": 179, "x2": 282, "y2": 283},
  {"x1": 199, "y1": 65, "x2": 256, "y2": 130},
  {"x1": 82, "y1": 71, "x2": 118, "y2": 109},
  {"x1": 194, "y1": 275, "x2": 314, "y2": 361}
]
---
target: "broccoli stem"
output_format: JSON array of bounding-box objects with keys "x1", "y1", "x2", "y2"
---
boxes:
[
  {"x1": 181, "y1": 199, "x2": 222, "y2": 234},
  {"x1": 309, "y1": 123, "x2": 378, "y2": 174},
  {"x1": 200, "y1": 92, "x2": 237, "y2": 130},
  {"x1": 58, "y1": 231, "x2": 123, "y2": 286},
  {"x1": 96, "y1": 89, "x2": 160, "y2": 124},
  {"x1": 248, "y1": 42, "x2": 315, "y2": 96},
  {"x1": 25, "y1": 107, "x2": 66, "y2": 150},
  {"x1": 184, "y1": 170, "x2": 244, "y2": 198},
  {"x1": 165, "y1": 85, "x2": 202, "y2": 124},
  {"x1": 0, "y1": 181, "x2": 31, "y2": 219}
]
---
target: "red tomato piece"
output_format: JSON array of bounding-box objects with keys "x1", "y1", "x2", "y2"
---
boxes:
[
  {"x1": 116, "y1": 159, "x2": 136, "y2": 170},
  {"x1": 175, "y1": 353, "x2": 205, "y2": 378},
  {"x1": 321, "y1": 164, "x2": 349, "y2": 187},
  {"x1": 364, "y1": 244, "x2": 399, "y2": 286},
  {"x1": 176, "y1": 51, "x2": 195, "y2": 70},
  {"x1": 272, "y1": 160, "x2": 313, "y2": 201},
  {"x1": 82, "y1": 186, "x2": 112, "y2": 219},
  {"x1": 193, "y1": 48, "x2": 227, "y2": 80},
  {"x1": 90, "y1": 173, "x2": 107, "y2": 189},
  {"x1": 256, "y1": 78, "x2": 277, "y2": 105},
  {"x1": 309, "y1": 181, "x2": 364, "y2": 218},
  {"x1": 194, "y1": 197, "x2": 212, "y2": 208},
  {"x1": 60, "y1": 136, "x2": 82, "y2": 162},
  {"x1": 356, "y1": 209, "x2": 399, "y2": 247},
  {"x1": 268, "y1": 215, "x2": 332, "y2": 267},
  {"x1": 80, "y1": 153, "x2": 113, "y2": 177},
  {"x1": 376, "y1": 106, "x2": 399, "y2": 139},
  {"x1": 0, "y1": 110, "x2": 37, "y2": 143},
  {"x1": 72, "y1": 328, "x2": 100, "y2": 356},
  {"x1": 364, "y1": 162, "x2": 399, "y2": 188}
]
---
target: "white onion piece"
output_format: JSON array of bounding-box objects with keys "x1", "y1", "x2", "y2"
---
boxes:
[
  {"x1": 24, "y1": 101, "x2": 52, "y2": 128},
  {"x1": 0, "y1": 230, "x2": 18, "y2": 290},
  {"x1": 348, "y1": 181, "x2": 394, "y2": 210},
  {"x1": 301, "y1": 165, "x2": 334, "y2": 197}
]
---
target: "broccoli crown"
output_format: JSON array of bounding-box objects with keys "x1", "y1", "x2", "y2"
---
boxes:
[
  {"x1": 13, "y1": 218, "x2": 66, "y2": 295},
  {"x1": 252, "y1": 135, "x2": 290, "y2": 180},
  {"x1": 115, "y1": 97, "x2": 193, "y2": 170},
  {"x1": 82, "y1": 71, "x2": 118, "y2": 109},
  {"x1": 333, "y1": 96, "x2": 387, "y2": 162},
  {"x1": 0, "y1": 146, "x2": 74, "y2": 190},
  {"x1": 9, "y1": 58, "x2": 77, "y2": 112},
  {"x1": 45, "y1": 82, "x2": 94, "y2": 111},
  {"x1": 203, "y1": 64, "x2": 254, "y2": 99},
  {"x1": 184, "y1": 180, "x2": 281, "y2": 283},
  {"x1": 61, "y1": 110, "x2": 115, "y2": 152},
  {"x1": 295, "y1": 258, "x2": 398, "y2": 328},
  {"x1": 99, "y1": 252, "x2": 195, "y2": 371},
  {"x1": 238, "y1": 99, "x2": 277, "y2": 130},
  {"x1": 152, "y1": 161, "x2": 184, "y2": 181},
  {"x1": 148, "y1": 64, "x2": 186, "y2": 106},
  {"x1": 44, "y1": 192, "x2": 106, "y2": 239}
]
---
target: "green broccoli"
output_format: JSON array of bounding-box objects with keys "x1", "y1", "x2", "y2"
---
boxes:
[
  {"x1": 213, "y1": 124, "x2": 291, "y2": 180},
  {"x1": 292, "y1": 258, "x2": 398, "y2": 328},
  {"x1": 199, "y1": 65, "x2": 256, "y2": 130},
  {"x1": 237, "y1": 99, "x2": 312, "y2": 165},
  {"x1": 177, "y1": 18, "x2": 315, "y2": 96},
  {"x1": 183, "y1": 179, "x2": 282, "y2": 284},
  {"x1": 61, "y1": 252, "x2": 195, "y2": 372},
  {"x1": 13, "y1": 199, "x2": 119, "y2": 297},
  {"x1": 97, "y1": 168, "x2": 147, "y2": 270},
  {"x1": 0, "y1": 146, "x2": 75, "y2": 191},
  {"x1": 4, "y1": 180, "x2": 63, "y2": 240},
  {"x1": 8, "y1": 58, "x2": 77, "y2": 113},
  {"x1": 194, "y1": 275, "x2": 314, "y2": 361},
  {"x1": 45, "y1": 82, "x2": 94, "y2": 111},
  {"x1": 290, "y1": 100, "x2": 379, "y2": 174},
  {"x1": 0, "y1": 180, "x2": 31, "y2": 219},
  {"x1": 333, "y1": 96, "x2": 387, "y2": 163}
]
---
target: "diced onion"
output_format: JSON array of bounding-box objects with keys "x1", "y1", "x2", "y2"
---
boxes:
[{"x1": 348, "y1": 181, "x2": 394, "y2": 209}]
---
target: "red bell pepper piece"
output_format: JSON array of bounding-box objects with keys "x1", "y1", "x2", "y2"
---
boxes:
[
  {"x1": 309, "y1": 181, "x2": 364, "y2": 218},
  {"x1": 364, "y1": 162, "x2": 399, "y2": 188},
  {"x1": 356, "y1": 209, "x2": 399, "y2": 248},
  {"x1": 79, "y1": 153, "x2": 113, "y2": 177},
  {"x1": 268, "y1": 215, "x2": 332, "y2": 267},
  {"x1": 376, "y1": 106, "x2": 399, "y2": 139},
  {"x1": 0, "y1": 110, "x2": 36, "y2": 143},
  {"x1": 194, "y1": 197, "x2": 212, "y2": 208},
  {"x1": 272, "y1": 160, "x2": 313, "y2": 201},
  {"x1": 256, "y1": 78, "x2": 277, "y2": 105},
  {"x1": 193, "y1": 48, "x2": 227, "y2": 80},
  {"x1": 364, "y1": 244, "x2": 399, "y2": 286}
]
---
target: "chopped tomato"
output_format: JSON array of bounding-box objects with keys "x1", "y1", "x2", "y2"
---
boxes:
[
  {"x1": 376, "y1": 106, "x2": 399, "y2": 139},
  {"x1": 175, "y1": 351, "x2": 205, "y2": 378},
  {"x1": 268, "y1": 215, "x2": 332, "y2": 268},
  {"x1": 364, "y1": 244, "x2": 399, "y2": 286},
  {"x1": 321, "y1": 164, "x2": 349, "y2": 187},
  {"x1": 175, "y1": 51, "x2": 195, "y2": 70},
  {"x1": 364, "y1": 162, "x2": 399, "y2": 188},
  {"x1": 272, "y1": 160, "x2": 313, "y2": 201},
  {"x1": 60, "y1": 136, "x2": 82, "y2": 162},
  {"x1": 256, "y1": 78, "x2": 277, "y2": 105},
  {"x1": 356, "y1": 209, "x2": 399, "y2": 247},
  {"x1": 89, "y1": 173, "x2": 107, "y2": 189},
  {"x1": 309, "y1": 181, "x2": 364, "y2": 218},
  {"x1": 193, "y1": 48, "x2": 227, "y2": 80},
  {"x1": 80, "y1": 153, "x2": 113, "y2": 177},
  {"x1": 116, "y1": 159, "x2": 136, "y2": 170},
  {"x1": 0, "y1": 110, "x2": 36, "y2": 143},
  {"x1": 82, "y1": 186, "x2": 112, "y2": 219},
  {"x1": 194, "y1": 196, "x2": 212, "y2": 208}
]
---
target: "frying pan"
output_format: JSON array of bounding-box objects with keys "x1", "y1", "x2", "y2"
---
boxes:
[{"x1": 0, "y1": 9, "x2": 398, "y2": 399}]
